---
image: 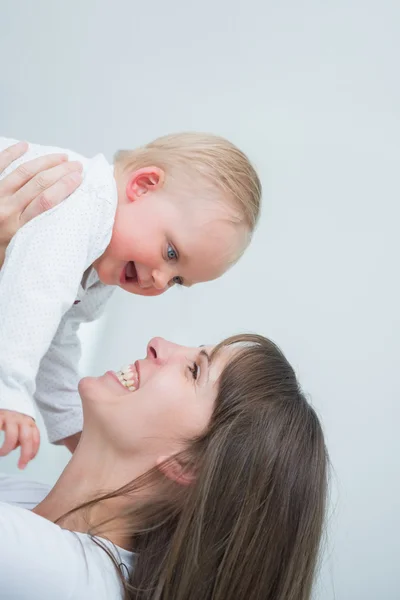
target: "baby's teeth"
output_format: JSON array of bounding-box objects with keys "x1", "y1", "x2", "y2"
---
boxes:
[
  {"x1": 128, "y1": 386, "x2": 135, "y2": 391},
  {"x1": 124, "y1": 379, "x2": 134, "y2": 386}
]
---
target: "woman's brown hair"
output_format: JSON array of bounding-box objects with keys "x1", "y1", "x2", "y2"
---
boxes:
[{"x1": 62, "y1": 334, "x2": 328, "y2": 600}]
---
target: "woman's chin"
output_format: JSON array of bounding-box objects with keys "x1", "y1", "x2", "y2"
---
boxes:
[
  {"x1": 78, "y1": 375, "x2": 108, "y2": 404},
  {"x1": 78, "y1": 373, "x2": 133, "y2": 405},
  {"x1": 78, "y1": 375, "x2": 96, "y2": 395}
]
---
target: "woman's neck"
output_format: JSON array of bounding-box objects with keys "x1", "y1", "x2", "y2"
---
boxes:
[{"x1": 33, "y1": 434, "x2": 154, "y2": 547}]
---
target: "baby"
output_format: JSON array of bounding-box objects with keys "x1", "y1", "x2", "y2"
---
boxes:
[{"x1": 0, "y1": 133, "x2": 261, "y2": 468}]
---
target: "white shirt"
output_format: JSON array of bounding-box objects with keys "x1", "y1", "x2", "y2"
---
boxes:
[
  {"x1": 0, "y1": 473, "x2": 50, "y2": 509},
  {"x1": 0, "y1": 474, "x2": 134, "y2": 600},
  {"x1": 0, "y1": 138, "x2": 118, "y2": 443}
]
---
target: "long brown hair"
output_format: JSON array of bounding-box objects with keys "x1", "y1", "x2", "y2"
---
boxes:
[{"x1": 64, "y1": 334, "x2": 328, "y2": 600}]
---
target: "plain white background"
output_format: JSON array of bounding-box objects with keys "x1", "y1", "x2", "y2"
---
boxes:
[{"x1": 1, "y1": 1, "x2": 399, "y2": 598}]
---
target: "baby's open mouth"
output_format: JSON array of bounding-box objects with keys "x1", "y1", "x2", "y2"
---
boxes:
[{"x1": 124, "y1": 261, "x2": 138, "y2": 283}]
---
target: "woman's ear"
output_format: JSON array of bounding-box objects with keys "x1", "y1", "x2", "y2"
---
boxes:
[
  {"x1": 156, "y1": 455, "x2": 196, "y2": 486},
  {"x1": 126, "y1": 166, "x2": 165, "y2": 202}
]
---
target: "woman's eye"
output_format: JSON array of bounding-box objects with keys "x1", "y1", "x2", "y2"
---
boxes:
[
  {"x1": 167, "y1": 245, "x2": 177, "y2": 261},
  {"x1": 189, "y1": 362, "x2": 199, "y2": 380}
]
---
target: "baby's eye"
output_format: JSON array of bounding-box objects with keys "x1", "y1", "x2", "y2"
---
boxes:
[
  {"x1": 171, "y1": 276, "x2": 183, "y2": 286},
  {"x1": 167, "y1": 245, "x2": 177, "y2": 261},
  {"x1": 189, "y1": 362, "x2": 199, "y2": 380}
]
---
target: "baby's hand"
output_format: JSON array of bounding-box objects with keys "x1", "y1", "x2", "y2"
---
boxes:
[{"x1": 0, "y1": 410, "x2": 40, "y2": 469}]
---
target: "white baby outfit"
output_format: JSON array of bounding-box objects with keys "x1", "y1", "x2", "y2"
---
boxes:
[{"x1": 0, "y1": 138, "x2": 118, "y2": 442}]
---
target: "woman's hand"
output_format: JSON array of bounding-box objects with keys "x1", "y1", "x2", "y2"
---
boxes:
[{"x1": 0, "y1": 141, "x2": 83, "y2": 268}]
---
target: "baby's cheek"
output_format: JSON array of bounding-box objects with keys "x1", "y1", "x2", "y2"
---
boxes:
[
  {"x1": 108, "y1": 234, "x2": 127, "y2": 259},
  {"x1": 109, "y1": 220, "x2": 134, "y2": 258}
]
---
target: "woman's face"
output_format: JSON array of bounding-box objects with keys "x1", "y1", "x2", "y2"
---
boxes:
[{"x1": 78, "y1": 337, "x2": 232, "y2": 462}]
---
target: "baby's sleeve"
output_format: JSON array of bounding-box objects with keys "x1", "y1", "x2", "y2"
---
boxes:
[
  {"x1": 34, "y1": 280, "x2": 114, "y2": 443},
  {"x1": 34, "y1": 305, "x2": 84, "y2": 442}
]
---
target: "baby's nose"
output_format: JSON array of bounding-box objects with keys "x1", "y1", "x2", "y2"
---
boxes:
[{"x1": 152, "y1": 269, "x2": 170, "y2": 290}]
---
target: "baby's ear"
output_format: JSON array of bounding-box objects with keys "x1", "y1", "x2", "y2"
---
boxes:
[
  {"x1": 126, "y1": 166, "x2": 165, "y2": 201},
  {"x1": 156, "y1": 455, "x2": 196, "y2": 486}
]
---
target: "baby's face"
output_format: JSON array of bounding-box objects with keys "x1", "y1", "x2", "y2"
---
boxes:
[{"x1": 94, "y1": 183, "x2": 247, "y2": 296}]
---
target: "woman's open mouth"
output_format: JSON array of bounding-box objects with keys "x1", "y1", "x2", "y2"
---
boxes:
[
  {"x1": 121, "y1": 261, "x2": 138, "y2": 285},
  {"x1": 114, "y1": 362, "x2": 140, "y2": 392}
]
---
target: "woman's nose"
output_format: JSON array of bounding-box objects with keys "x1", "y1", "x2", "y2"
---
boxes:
[{"x1": 147, "y1": 337, "x2": 183, "y2": 365}]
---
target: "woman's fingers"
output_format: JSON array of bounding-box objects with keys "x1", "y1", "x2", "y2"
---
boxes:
[
  {"x1": 0, "y1": 143, "x2": 83, "y2": 227},
  {"x1": 0, "y1": 152, "x2": 69, "y2": 196},
  {"x1": 20, "y1": 170, "x2": 83, "y2": 224},
  {"x1": 0, "y1": 141, "x2": 29, "y2": 173},
  {"x1": 15, "y1": 160, "x2": 83, "y2": 215}
]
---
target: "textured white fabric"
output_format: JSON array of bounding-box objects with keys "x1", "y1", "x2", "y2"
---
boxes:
[
  {"x1": 0, "y1": 499, "x2": 134, "y2": 599},
  {"x1": 0, "y1": 138, "x2": 117, "y2": 442},
  {"x1": 0, "y1": 473, "x2": 50, "y2": 509}
]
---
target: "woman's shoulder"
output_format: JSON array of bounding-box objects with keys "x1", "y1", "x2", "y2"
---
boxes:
[{"x1": 0, "y1": 501, "x2": 131, "y2": 599}]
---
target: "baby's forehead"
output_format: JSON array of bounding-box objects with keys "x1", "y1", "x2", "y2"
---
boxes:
[
  {"x1": 175, "y1": 219, "x2": 246, "y2": 283},
  {"x1": 182, "y1": 193, "x2": 242, "y2": 228}
]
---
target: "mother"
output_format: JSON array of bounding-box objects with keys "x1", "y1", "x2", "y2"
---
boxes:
[{"x1": 0, "y1": 146, "x2": 328, "y2": 600}]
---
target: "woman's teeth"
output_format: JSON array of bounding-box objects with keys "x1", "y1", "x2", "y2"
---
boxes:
[{"x1": 115, "y1": 365, "x2": 138, "y2": 392}]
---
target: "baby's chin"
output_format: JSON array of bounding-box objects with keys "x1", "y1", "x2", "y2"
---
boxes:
[
  {"x1": 118, "y1": 281, "x2": 169, "y2": 297},
  {"x1": 91, "y1": 256, "x2": 118, "y2": 286}
]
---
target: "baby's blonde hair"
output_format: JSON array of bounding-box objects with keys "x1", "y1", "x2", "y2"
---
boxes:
[{"x1": 114, "y1": 132, "x2": 261, "y2": 231}]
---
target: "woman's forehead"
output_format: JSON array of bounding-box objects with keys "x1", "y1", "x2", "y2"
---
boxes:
[
  {"x1": 201, "y1": 344, "x2": 239, "y2": 383},
  {"x1": 200, "y1": 343, "x2": 238, "y2": 359}
]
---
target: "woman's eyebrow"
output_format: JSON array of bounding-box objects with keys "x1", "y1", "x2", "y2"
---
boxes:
[
  {"x1": 199, "y1": 349, "x2": 211, "y2": 364},
  {"x1": 197, "y1": 348, "x2": 211, "y2": 385}
]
